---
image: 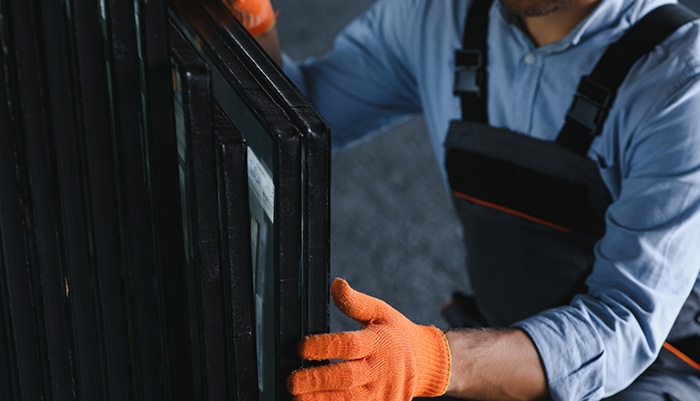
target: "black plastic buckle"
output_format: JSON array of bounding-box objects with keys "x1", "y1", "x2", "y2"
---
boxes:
[
  {"x1": 454, "y1": 49, "x2": 483, "y2": 96},
  {"x1": 565, "y1": 76, "x2": 614, "y2": 135}
]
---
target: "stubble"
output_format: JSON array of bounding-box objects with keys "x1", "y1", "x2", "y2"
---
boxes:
[{"x1": 498, "y1": 0, "x2": 577, "y2": 17}]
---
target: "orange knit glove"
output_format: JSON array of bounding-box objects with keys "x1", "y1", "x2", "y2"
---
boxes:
[
  {"x1": 287, "y1": 278, "x2": 451, "y2": 401},
  {"x1": 222, "y1": 0, "x2": 277, "y2": 37}
]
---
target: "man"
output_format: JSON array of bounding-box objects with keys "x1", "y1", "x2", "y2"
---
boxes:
[{"x1": 226, "y1": 0, "x2": 700, "y2": 399}]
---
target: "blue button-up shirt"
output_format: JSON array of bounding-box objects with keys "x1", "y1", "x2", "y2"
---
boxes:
[{"x1": 283, "y1": 0, "x2": 700, "y2": 399}]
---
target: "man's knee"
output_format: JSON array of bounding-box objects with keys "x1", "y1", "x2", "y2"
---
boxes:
[{"x1": 604, "y1": 362, "x2": 700, "y2": 401}]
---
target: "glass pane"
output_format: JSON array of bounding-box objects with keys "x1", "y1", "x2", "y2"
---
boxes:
[{"x1": 214, "y1": 99, "x2": 258, "y2": 401}]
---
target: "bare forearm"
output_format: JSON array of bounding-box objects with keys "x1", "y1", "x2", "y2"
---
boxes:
[
  {"x1": 444, "y1": 328, "x2": 549, "y2": 401},
  {"x1": 255, "y1": 25, "x2": 282, "y2": 67}
]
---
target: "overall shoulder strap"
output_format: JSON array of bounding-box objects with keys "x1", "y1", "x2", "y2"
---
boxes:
[
  {"x1": 455, "y1": 0, "x2": 495, "y2": 123},
  {"x1": 556, "y1": 3, "x2": 698, "y2": 156}
]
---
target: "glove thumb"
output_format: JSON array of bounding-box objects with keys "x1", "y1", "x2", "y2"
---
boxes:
[{"x1": 331, "y1": 278, "x2": 393, "y2": 324}]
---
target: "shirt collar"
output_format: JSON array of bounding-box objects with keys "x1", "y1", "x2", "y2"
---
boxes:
[{"x1": 495, "y1": 0, "x2": 662, "y2": 53}]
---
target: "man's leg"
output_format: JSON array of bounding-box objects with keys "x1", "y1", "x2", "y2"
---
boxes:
[{"x1": 604, "y1": 350, "x2": 700, "y2": 401}]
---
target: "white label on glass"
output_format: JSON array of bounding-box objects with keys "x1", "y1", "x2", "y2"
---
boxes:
[{"x1": 247, "y1": 148, "x2": 275, "y2": 223}]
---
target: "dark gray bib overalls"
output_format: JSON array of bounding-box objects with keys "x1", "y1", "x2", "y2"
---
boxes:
[{"x1": 445, "y1": 0, "x2": 700, "y2": 369}]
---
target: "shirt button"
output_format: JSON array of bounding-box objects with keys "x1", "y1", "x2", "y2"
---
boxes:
[
  {"x1": 695, "y1": 312, "x2": 700, "y2": 324},
  {"x1": 524, "y1": 53, "x2": 537, "y2": 65}
]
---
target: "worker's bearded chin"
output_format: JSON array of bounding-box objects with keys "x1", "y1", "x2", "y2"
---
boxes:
[{"x1": 499, "y1": 0, "x2": 574, "y2": 17}]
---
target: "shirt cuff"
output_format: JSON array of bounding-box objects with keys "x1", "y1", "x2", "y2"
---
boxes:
[{"x1": 513, "y1": 306, "x2": 606, "y2": 401}]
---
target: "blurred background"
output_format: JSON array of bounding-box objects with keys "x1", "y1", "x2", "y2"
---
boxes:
[{"x1": 274, "y1": 0, "x2": 471, "y2": 333}]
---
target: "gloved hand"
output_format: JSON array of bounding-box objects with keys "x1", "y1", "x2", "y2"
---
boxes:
[
  {"x1": 287, "y1": 278, "x2": 451, "y2": 401},
  {"x1": 222, "y1": 0, "x2": 277, "y2": 37}
]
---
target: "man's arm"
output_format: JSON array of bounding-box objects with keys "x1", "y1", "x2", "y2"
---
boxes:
[
  {"x1": 229, "y1": 0, "x2": 424, "y2": 152},
  {"x1": 288, "y1": 279, "x2": 549, "y2": 401},
  {"x1": 444, "y1": 329, "x2": 548, "y2": 401}
]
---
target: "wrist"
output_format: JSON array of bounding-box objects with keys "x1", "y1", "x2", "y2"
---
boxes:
[
  {"x1": 443, "y1": 328, "x2": 549, "y2": 400},
  {"x1": 414, "y1": 325, "x2": 452, "y2": 397}
]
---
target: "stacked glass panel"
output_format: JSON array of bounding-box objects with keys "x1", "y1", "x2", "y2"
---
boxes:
[{"x1": 0, "y1": 0, "x2": 330, "y2": 400}]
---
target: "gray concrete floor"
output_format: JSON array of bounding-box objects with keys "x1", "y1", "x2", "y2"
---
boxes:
[{"x1": 274, "y1": 0, "x2": 471, "y2": 332}]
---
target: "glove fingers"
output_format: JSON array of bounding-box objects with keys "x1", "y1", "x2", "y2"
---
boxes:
[
  {"x1": 287, "y1": 359, "x2": 370, "y2": 395},
  {"x1": 292, "y1": 387, "x2": 367, "y2": 401},
  {"x1": 222, "y1": 0, "x2": 276, "y2": 36},
  {"x1": 298, "y1": 331, "x2": 373, "y2": 361},
  {"x1": 331, "y1": 278, "x2": 392, "y2": 323}
]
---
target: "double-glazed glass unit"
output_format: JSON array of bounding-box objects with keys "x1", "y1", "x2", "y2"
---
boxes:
[
  {"x1": 0, "y1": 0, "x2": 329, "y2": 400},
  {"x1": 169, "y1": 1, "x2": 331, "y2": 400},
  {"x1": 1, "y1": 0, "x2": 171, "y2": 400}
]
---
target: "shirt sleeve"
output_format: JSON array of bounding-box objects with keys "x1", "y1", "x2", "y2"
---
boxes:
[
  {"x1": 281, "y1": 0, "x2": 422, "y2": 152},
  {"x1": 514, "y1": 72, "x2": 700, "y2": 400}
]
